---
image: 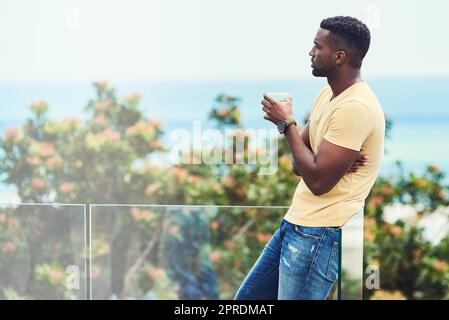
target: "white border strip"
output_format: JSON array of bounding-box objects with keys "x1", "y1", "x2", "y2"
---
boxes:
[
  {"x1": 0, "y1": 202, "x2": 86, "y2": 206},
  {"x1": 89, "y1": 204, "x2": 92, "y2": 300},
  {"x1": 89, "y1": 204, "x2": 289, "y2": 209}
]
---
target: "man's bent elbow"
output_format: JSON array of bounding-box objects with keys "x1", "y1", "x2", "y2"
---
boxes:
[
  {"x1": 309, "y1": 181, "x2": 331, "y2": 196},
  {"x1": 310, "y1": 187, "x2": 325, "y2": 196}
]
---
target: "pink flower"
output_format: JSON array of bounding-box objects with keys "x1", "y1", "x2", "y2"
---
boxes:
[
  {"x1": 141, "y1": 210, "x2": 154, "y2": 221},
  {"x1": 26, "y1": 156, "x2": 40, "y2": 166},
  {"x1": 188, "y1": 175, "x2": 204, "y2": 184},
  {"x1": 91, "y1": 266, "x2": 102, "y2": 279},
  {"x1": 210, "y1": 251, "x2": 221, "y2": 264},
  {"x1": 224, "y1": 240, "x2": 237, "y2": 250},
  {"x1": 145, "y1": 184, "x2": 159, "y2": 195},
  {"x1": 381, "y1": 186, "x2": 395, "y2": 196},
  {"x1": 31, "y1": 178, "x2": 46, "y2": 191},
  {"x1": 234, "y1": 260, "x2": 242, "y2": 269},
  {"x1": 123, "y1": 93, "x2": 141, "y2": 104},
  {"x1": 210, "y1": 221, "x2": 219, "y2": 230},
  {"x1": 7, "y1": 219, "x2": 19, "y2": 230},
  {"x1": 217, "y1": 108, "x2": 230, "y2": 118},
  {"x1": 131, "y1": 208, "x2": 154, "y2": 222},
  {"x1": 373, "y1": 195, "x2": 384, "y2": 206},
  {"x1": 45, "y1": 156, "x2": 64, "y2": 170},
  {"x1": 49, "y1": 270, "x2": 64, "y2": 282},
  {"x1": 168, "y1": 225, "x2": 180, "y2": 237},
  {"x1": 364, "y1": 229, "x2": 375, "y2": 242},
  {"x1": 103, "y1": 129, "x2": 120, "y2": 142},
  {"x1": 148, "y1": 120, "x2": 162, "y2": 128},
  {"x1": 364, "y1": 217, "x2": 377, "y2": 231},
  {"x1": 256, "y1": 232, "x2": 272, "y2": 243},
  {"x1": 94, "y1": 116, "x2": 106, "y2": 126},
  {"x1": 211, "y1": 182, "x2": 222, "y2": 193},
  {"x1": 53, "y1": 243, "x2": 62, "y2": 252},
  {"x1": 389, "y1": 225, "x2": 403, "y2": 238},
  {"x1": 3, "y1": 242, "x2": 16, "y2": 253},
  {"x1": 147, "y1": 268, "x2": 166, "y2": 281},
  {"x1": 36, "y1": 142, "x2": 56, "y2": 158},
  {"x1": 433, "y1": 260, "x2": 449, "y2": 272},
  {"x1": 146, "y1": 163, "x2": 160, "y2": 172},
  {"x1": 224, "y1": 177, "x2": 237, "y2": 189},
  {"x1": 126, "y1": 121, "x2": 155, "y2": 137},
  {"x1": 4, "y1": 127, "x2": 20, "y2": 141},
  {"x1": 172, "y1": 167, "x2": 189, "y2": 182},
  {"x1": 95, "y1": 99, "x2": 113, "y2": 112},
  {"x1": 59, "y1": 182, "x2": 75, "y2": 195},
  {"x1": 150, "y1": 140, "x2": 163, "y2": 150}
]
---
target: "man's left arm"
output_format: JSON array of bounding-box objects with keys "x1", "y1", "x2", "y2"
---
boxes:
[{"x1": 283, "y1": 126, "x2": 358, "y2": 195}]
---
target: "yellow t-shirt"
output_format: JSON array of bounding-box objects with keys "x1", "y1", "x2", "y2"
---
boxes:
[{"x1": 284, "y1": 81, "x2": 385, "y2": 227}]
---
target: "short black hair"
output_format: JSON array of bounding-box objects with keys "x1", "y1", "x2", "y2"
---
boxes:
[{"x1": 320, "y1": 16, "x2": 371, "y2": 68}]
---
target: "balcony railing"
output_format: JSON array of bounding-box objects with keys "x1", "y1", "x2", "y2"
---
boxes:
[{"x1": 0, "y1": 203, "x2": 363, "y2": 300}]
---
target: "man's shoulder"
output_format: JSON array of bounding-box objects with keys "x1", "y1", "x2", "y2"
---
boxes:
[
  {"x1": 338, "y1": 83, "x2": 383, "y2": 114},
  {"x1": 318, "y1": 85, "x2": 332, "y2": 97}
]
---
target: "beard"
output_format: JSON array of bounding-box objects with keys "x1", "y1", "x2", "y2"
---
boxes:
[
  {"x1": 312, "y1": 67, "x2": 327, "y2": 77},
  {"x1": 311, "y1": 57, "x2": 334, "y2": 77}
]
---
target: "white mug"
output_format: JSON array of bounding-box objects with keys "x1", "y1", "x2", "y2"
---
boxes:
[{"x1": 266, "y1": 92, "x2": 291, "y2": 102}]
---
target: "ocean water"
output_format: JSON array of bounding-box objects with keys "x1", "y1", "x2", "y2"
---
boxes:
[{"x1": 1, "y1": 77, "x2": 449, "y2": 182}]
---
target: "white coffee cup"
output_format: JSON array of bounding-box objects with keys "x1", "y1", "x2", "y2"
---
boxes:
[{"x1": 266, "y1": 92, "x2": 291, "y2": 102}]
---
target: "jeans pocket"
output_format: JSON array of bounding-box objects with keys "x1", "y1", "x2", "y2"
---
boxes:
[
  {"x1": 326, "y1": 241, "x2": 339, "y2": 280},
  {"x1": 293, "y1": 225, "x2": 324, "y2": 241}
]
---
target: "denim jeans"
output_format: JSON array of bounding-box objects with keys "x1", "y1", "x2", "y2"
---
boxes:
[{"x1": 235, "y1": 219, "x2": 340, "y2": 300}]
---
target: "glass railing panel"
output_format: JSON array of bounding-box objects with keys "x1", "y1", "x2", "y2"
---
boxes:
[
  {"x1": 90, "y1": 204, "x2": 290, "y2": 300},
  {"x1": 0, "y1": 203, "x2": 86, "y2": 300},
  {"x1": 339, "y1": 210, "x2": 364, "y2": 300}
]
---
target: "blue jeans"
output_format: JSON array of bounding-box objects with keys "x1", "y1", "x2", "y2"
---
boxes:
[{"x1": 235, "y1": 219, "x2": 340, "y2": 300}]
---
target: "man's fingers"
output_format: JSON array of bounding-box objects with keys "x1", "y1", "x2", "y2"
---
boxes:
[
  {"x1": 262, "y1": 106, "x2": 271, "y2": 114},
  {"x1": 358, "y1": 154, "x2": 368, "y2": 160},
  {"x1": 261, "y1": 100, "x2": 272, "y2": 108},
  {"x1": 263, "y1": 94, "x2": 275, "y2": 104}
]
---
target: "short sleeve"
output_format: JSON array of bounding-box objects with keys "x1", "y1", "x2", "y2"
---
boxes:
[{"x1": 323, "y1": 102, "x2": 374, "y2": 151}]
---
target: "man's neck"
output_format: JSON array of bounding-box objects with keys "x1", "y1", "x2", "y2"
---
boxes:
[{"x1": 327, "y1": 69, "x2": 362, "y2": 101}]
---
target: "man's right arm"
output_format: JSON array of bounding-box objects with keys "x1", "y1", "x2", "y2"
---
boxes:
[{"x1": 292, "y1": 122, "x2": 312, "y2": 176}]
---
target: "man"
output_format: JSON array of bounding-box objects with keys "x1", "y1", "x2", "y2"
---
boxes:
[{"x1": 235, "y1": 16, "x2": 385, "y2": 300}]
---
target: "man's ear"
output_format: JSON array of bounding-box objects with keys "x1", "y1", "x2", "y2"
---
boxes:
[{"x1": 333, "y1": 50, "x2": 347, "y2": 65}]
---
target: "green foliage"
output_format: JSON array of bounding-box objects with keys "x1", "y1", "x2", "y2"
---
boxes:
[{"x1": 364, "y1": 163, "x2": 449, "y2": 299}]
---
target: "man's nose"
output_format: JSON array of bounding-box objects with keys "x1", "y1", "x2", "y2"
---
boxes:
[{"x1": 309, "y1": 49, "x2": 314, "y2": 57}]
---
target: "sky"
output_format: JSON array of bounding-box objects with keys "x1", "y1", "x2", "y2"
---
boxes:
[{"x1": 1, "y1": 0, "x2": 449, "y2": 83}]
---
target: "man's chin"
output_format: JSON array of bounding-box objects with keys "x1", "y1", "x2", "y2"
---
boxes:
[{"x1": 311, "y1": 68, "x2": 326, "y2": 77}]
